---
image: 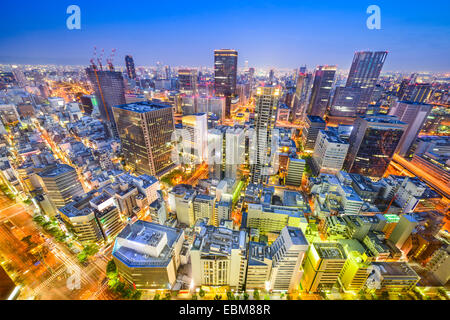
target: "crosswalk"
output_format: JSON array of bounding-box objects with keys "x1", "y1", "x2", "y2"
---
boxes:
[{"x1": 32, "y1": 265, "x2": 66, "y2": 296}]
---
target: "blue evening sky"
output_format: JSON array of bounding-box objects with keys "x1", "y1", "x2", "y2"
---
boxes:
[{"x1": 0, "y1": 0, "x2": 449, "y2": 72}]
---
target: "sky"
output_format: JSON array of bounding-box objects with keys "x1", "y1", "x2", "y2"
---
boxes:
[{"x1": 0, "y1": 0, "x2": 449, "y2": 72}]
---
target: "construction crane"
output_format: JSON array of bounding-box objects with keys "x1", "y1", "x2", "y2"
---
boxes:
[
  {"x1": 90, "y1": 46, "x2": 97, "y2": 69},
  {"x1": 97, "y1": 48, "x2": 105, "y2": 71},
  {"x1": 107, "y1": 48, "x2": 116, "y2": 71}
]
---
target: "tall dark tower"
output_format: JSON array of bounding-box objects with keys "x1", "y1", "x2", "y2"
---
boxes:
[
  {"x1": 214, "y1": 49, "x2": 238, "y2": 118},
  {"x1": 346, "y1": 51, "x2": 388, "y2": 114},
  {"x1": 112, "y1": 101, "x2": 175, "y2": 177},
  {"x1": 125, "y1": 55, "x2": 137, "y2": 80},
  {"x1": 86, "y1": 65, "x2": 126, "y2": 138},
  {"x1": 307, "y1": 65, "x2": 336, "y2": 118},
  {"x1": 344, "y1": 115, "x2": 407, "y2": 178}
]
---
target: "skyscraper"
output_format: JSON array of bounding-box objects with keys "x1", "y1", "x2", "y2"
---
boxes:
[
  {"x1": 344, "y1": 115, "x2": 407, "y2": 178},
  {"x1": 86, "y1": 66, "x2": 126, "y2": 137},
  {"x1": 346, "y1": 51, "x2": 388, "y2": 114},
  {"x1": 178, "y1": 69, "x2": 198, "y2": 95},
  {"x1": 307, "y1": 66, "x2": 336, "y2": 118},
  {"x1": 291, "y1": 71, "x2": 313, "y2": 122},
  {"x1": 125, "y1": 55, "x2": 137, "y2": 80},
  {"x1": 250, "y1": 86, "x2": 280, "y2": 184},
  {"x1": 328, "y1": 86, "x2": 363, "y2": 118},
  {"x1": 301, "y1": 115, "x2": 326, "y2": 151},
  {"x1": 112, "y1": 101, "x2": 175, "y2": 177},
  {"x1": 214, "y1": 49, "x2": 238, "y2": 118},
  {"x1": 388, "y1": 101, "x2": 433, "y2": 157}
]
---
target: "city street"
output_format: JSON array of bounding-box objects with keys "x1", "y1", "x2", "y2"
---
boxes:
[{"x1": 0, "y1": 193, "x2": 112, "y2": 300}]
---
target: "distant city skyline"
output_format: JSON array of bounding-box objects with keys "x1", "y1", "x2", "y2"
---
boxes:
[{"x1": 0, "y1": 1, "x2": 449, "y2": 72}]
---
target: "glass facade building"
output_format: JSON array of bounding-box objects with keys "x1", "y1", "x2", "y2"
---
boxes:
[
  {"x1": 345, "y1": 115, "x2": 407, "y2": 178},
  {"x1": 112, "y1": 101, "x2": 175, "y2": 177},
  {"x1": 307, "y1": 66, "x2": 336, "y2": 118},
  {"x1": 214, "y1": 49, "x2": 238, "y2": 118},
  {"x1": 346, "y1": 51, "x2": 388, "y2": 115}
]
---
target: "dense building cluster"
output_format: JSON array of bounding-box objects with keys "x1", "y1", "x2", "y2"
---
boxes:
[{"x1": 0, "y1": 47, "x2": 448, "y2": 300}]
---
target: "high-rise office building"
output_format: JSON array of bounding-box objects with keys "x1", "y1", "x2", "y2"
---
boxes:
[
  {"x1": 269, "y1": 227, "x2": 309, "y2": 292},
  {"x1": 389, "y1": 214, "x2": 418, "y2": 249},
  {"x1": 38, "y1": 164, "x2": 85, "y2": 209},
  {"x1": 370, "y1": 262, "x2": 420, "y2": 292},
  {"x1": 246, "y1": 242, "x2": 273, "y2": 290},
  {"x1": 207, "y1": 127, "x2": 226, "y2": 180},
  {"x1": 214, "y1": 49, "x2": 238, "y2": 118},
  {"x1": 125, "y1": 55, "x2": 137, "y2": 80},
  {"x1": 112, "y1": 101, "x2": 175, "y2": 177},
  {"x1": 388, "y1": 101, "x2": 433, "y2": 157},
  {"x1": 190, "y1": 222, "x2": 248, "y2": 290},
  {"x1": 168, "y1": 185, "x2": 196, "y2": 227},
  {"x1": 400, "y1": 83, "x2": 432, "y2": 103},
  {"x1": 291, "y1": 72, "x2": 313, "y2": 122},
  {"x1": 86, "y1": 66, "x2": 126, "y2": 137},
  {"x1": 307, "y1": 66, "x2": 336, "y2": 118},
  {"x1": 338, "y1": 250, "x2": 371, "y2": 291},
  {"x1": 225, "y1": 127, "x2": 245, "y2": 180},
  {"x1": 301, "y1": 115, "x2": 326, "y2": 151},
  {"x1": 193, "y1": 194, "x2": 216, "y2": 222},
  {"x1": 426, "y1": 245, "x2": 450, "y2": 285},
  {"x1": 301, "y1": 242, "x2": 347, "y2": 293},
  {"x1": 285, "y1": 158, "x2": 306, "y2": 187},
  {"x1": 214, "y1": 200, "x2": 232, "y2": 227},
  {"x1": 346, "y1": 51, "x2": 388, "y2": 114},
  {"x1": 197, "y1": 96, "x2": 226, "y2": 121},
  {"x1": 312, "y1": 129, "x2": 350, "y2": 175},
  {"x1": 59, "y1": 190, "x2": 124, "y2": 244},
  {"x1": 328, "y1": 86, "x2": 363, "y2": 118},
  {"x1": 250, "y1": 86, "x2": 280, "y2": 184},
  {"x1": 344, "y1": 115, "x2": 407, "y2": 178},
  {"x1": 182, "y1": 113, "x2": 208, "y2": 164},
  {"x1": 178, "y1": 69, "x2": 198, "y2": 95}
]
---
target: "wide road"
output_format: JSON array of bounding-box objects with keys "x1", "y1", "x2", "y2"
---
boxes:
[
  {"x1": 0, "y1": 194, "x2": 112, "y2": 300},
  {"x1": 392, "y1": 154, "x2": 450, "y2": 199}
]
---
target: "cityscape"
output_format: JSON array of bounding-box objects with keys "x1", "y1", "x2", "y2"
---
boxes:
[{"x1": 0, "y1": 1, "x2": 449, "y2": 304}]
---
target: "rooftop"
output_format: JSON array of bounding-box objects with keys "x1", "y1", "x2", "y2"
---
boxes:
[
  {"x1": 313, "y1": 242, "x2": 347, "y2": 260},
  {"x1": 113, "y1": 221, "x2": 183, "y2": 268},
  {"x1": 112, "y1": 101, "x2": 172, "y2": 113},
  {"x1": 38, "y1": 164, "x2": 75, "y2": 178},
  {"x1": 372, "y1": 262, "x2": 420, "y2": 278},
  {"x1": 248, "y1": 242, "x2": 271, "y2": 266},
  {"x1": 192, "y1": 223, "x2": 247, "y2": 257},
  {"x1": 307, "y1": 115, "x2": 326, "y2": 124}
]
